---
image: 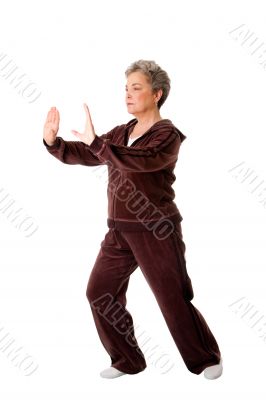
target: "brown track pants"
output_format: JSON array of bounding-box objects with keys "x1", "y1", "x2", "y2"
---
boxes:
[{"x1": 86, "y1": 222, "x2": 221, "y2": 375}]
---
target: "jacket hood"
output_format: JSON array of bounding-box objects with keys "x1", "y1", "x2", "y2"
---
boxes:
[{"x1": 125, "y1": 118, "x2": 187, "y2": 143}]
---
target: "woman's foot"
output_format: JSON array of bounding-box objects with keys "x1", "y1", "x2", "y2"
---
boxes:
[
  {"x1": 203, "y1": 357, "x2": 223, "y2": 379},
  {"x1": 100, "y1": 366, "x2": 127, "y2": 379}
]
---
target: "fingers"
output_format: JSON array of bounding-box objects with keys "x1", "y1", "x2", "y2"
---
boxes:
[
  {"x1": 83, "y1": 103, "x2": 89, "y2": 114},
  {"x1": 83, "y1": 103, "x2": 93, "y2": 125},
  {"x1": 46, "y1": 107, "x2": 59, "y2": 124},
  {"x1": 46, "y1": 108, "x2": 51, "y2": 123}
]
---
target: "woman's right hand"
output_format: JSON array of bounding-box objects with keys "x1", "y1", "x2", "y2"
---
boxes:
[{"x1": 43, "y1": 107, "x2": 60, "y2": 146}]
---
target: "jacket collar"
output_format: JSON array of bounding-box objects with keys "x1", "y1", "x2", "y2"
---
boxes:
[{"x1": 125, "y1": 118, "x2": 187, "y2": 143}]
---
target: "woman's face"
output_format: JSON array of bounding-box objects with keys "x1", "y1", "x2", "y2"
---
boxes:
[{"x1": 125, "y1": 71, "x2": 161, "y2": 115}]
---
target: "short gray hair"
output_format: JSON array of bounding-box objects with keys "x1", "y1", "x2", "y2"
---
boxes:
[{"x1": 125, "y1": 59, "x2": 171, "y2": 109}]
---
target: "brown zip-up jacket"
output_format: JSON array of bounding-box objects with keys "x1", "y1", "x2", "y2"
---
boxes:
[{"x1": 43, "y1": 118, "x2": 187, "y2": 232}]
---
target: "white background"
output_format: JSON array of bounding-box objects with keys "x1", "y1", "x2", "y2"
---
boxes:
[{"x1": 0, "y1": 0, "x2": 266, "y2": 398}]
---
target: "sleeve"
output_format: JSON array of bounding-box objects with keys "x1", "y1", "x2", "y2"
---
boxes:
[
  {"x1": 43, "y1": 126, "x2": 118, "y2": 166},
  {"x1": 85, "y1": 128, "x2": 183, "y2": 172}
]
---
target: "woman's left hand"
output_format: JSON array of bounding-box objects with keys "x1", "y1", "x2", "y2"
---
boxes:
[{"x1": 71, "y1": 103, "x2": 96, "y2": 145}]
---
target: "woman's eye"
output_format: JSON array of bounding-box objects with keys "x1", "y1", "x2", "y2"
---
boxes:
[{"x1": 125, "y1": 87, "x2": 140, "y2": 91}]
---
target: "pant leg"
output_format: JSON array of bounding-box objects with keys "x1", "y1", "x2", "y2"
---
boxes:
[
  {"x1": 86, "y1": 227, "x2": 147, "y2": 374},
  {"x1": 120, "y1": 222, "x2": 221, "y2": 375}
]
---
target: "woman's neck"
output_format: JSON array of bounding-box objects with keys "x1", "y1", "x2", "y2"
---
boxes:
[{"x1": 133, "y1": 109, "x2": 163, "y2": 129}]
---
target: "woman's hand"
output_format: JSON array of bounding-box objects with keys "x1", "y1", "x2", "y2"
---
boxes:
[
  {"x1": 43, "y1": 107, "x2": 60, "y2": 146},
  {"x1": 71, "y1": 103, "x2": 96, "y2": 146}
]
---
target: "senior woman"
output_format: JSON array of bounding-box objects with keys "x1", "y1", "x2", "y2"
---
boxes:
[{"x1": 43, "y1": 59, "x2": 223, "y2": 380}]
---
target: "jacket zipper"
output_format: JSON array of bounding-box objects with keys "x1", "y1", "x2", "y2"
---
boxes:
[{"x1": 113, "y1": 172, "x2": 121, "y2": 222}]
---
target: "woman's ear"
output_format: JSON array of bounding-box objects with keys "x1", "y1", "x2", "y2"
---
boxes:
[{"x1": 155, "y1": 88, "x2": 163, "y2": 103}]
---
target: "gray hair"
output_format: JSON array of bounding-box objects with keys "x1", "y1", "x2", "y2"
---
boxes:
[{"x1": 125, "y1": 59, "x2": 171, "y2": 109}]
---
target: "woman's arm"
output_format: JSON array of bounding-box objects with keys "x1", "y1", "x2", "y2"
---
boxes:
[
  {"x1": 43, "y1": 128, "x2": 116, "y2": 166},
  {"x1": 68, "y1": 103, "x2": 184, "y2": 172},
  {"x1": 85, "y1": 127, "x2": 184, "y2": 172},
  {"x1": 43, "y1": 104, "x2": 117, "y2": 166}
]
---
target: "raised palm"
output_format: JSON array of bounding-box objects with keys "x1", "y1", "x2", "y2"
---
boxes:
[
  {"x1": 43, "y1": 103, "x2": 96, "y2": 147},
  {"x1": 71, "y1": 103, "x2": 96, "y2": 145},
  {"x1": 43, "y1": 107, "x2": 60, "y2": 146}
]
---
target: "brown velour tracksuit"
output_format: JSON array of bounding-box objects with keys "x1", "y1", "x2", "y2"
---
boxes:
[{"x1": 43, "y1": 117, "x2": 221, "y2": 375}]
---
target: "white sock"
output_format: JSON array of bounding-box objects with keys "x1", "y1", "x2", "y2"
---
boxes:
[
  {"x1": 203, "y1": 357, "x2": 223, "y2": 380},
  {"x1": 100, "y1": 366, "x2": 127, "y2": 379}
]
